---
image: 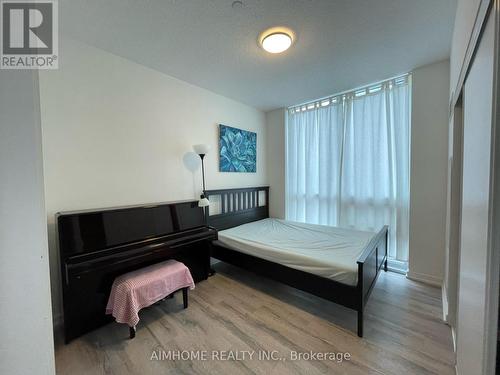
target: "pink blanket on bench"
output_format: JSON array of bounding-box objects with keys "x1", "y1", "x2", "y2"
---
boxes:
[{"x1": 105, "y1": 259, "x2": 195, "y2": 327}]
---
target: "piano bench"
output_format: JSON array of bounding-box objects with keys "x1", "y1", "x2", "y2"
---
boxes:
[
  {"x1": 128, "y1": 287, "x2": 188, "y2": 339},
  {"x1": 105, "y1": 259, "x2": 195, "y2": 339}
]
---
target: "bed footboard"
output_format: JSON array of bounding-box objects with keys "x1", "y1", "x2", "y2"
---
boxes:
[{"x1": 355, "y1": 225, "x2": 389, "y2": 337}]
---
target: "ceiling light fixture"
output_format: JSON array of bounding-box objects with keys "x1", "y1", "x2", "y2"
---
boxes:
[
  {"x1": 259, "y1": 27, "x2": 294, "y2": 54},
  {"x1": 231, "y1": 0, "x2": 243, "y2": 8}
]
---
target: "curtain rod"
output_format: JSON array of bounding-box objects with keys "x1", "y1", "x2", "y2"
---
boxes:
[{"x1": 288, "y1": 72, "x2": 411, "y2": 111}]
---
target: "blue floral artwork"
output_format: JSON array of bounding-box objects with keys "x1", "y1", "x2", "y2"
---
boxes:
[{"x1": 219, "y1": 124, "x2": 256, "y2": 173}]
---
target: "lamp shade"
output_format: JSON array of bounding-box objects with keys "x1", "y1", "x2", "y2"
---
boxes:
[
  {"x1": 193, "y1": 144, "x2": 211, "y2": 155},
  {"x1": 198, "y1": 197, "x2": 210, "y2": 207}
]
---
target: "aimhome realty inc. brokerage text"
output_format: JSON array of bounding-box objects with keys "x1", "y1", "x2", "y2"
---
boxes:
[{"x1": 150, "y1": 350, "x2": 352, "y2": 363}]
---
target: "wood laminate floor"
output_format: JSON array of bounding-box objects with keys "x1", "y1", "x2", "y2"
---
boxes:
[{"x1": 55, "y1": 263, "x2": 455, "y2": 375}]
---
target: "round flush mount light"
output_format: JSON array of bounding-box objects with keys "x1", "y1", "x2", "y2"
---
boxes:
[{"x1": 259, "y1": 27, "x2": 295, "y2": 54}]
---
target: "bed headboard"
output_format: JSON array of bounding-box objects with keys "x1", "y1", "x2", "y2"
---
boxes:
[{"x1": 205, "y1": 186, "x2": 269, "y2": 230}]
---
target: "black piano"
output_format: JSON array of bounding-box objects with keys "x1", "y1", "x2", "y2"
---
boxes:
[{"x1": 57, "y1": 199, "x2": 217, "y2": 343}]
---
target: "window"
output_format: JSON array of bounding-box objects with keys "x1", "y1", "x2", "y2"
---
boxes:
[{"x1": 286, "y1": 75, "x2": 410, "y2": 269}]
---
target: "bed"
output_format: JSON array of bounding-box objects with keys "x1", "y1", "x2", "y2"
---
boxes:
[{"x1": 205, "y1": 186, "x2": 388, "y2": 337}]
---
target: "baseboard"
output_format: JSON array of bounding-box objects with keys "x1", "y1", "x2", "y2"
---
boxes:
[
  {"x1": 386, "y1": 258, "x2": 408, "y2": 274},
  {"x1": 452, "y1": 326, "x2": 458, "y2": 374},
  {"x1": 406, "y1": 270, "x2": 443, "y2": 287},
  {"x1": 442, "y1": 285, "x2": 458, "y2": 371},
  {"x1": 442, "y1": 283, "x2": 449, "y2": 323},
  {"x1": 451, "y1": 326, "x2": 457, "y2": 353}
]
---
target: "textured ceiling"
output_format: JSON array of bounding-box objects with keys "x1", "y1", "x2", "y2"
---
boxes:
[{"x1": 61, "y1": 0, "x2": 456, "y2": 111}]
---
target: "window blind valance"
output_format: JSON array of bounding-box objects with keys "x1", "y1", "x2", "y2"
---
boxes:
[{"x1": 288, "y1": 74, "x2": 410, "y2": 115}]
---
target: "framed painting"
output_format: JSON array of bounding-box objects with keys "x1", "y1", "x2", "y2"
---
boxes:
[{"x1": 219, "y1": 124, "x2": 256, "y2": 173}]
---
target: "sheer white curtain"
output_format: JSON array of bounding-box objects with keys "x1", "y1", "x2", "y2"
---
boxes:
[
  {"x1": 286, "y1": 76, "x2": 410, "y2": 262},
  {"x1": 286, "y1": 101, "x2": 344, "y2": 225}
]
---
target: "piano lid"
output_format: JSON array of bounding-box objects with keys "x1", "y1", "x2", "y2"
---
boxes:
[{"x1": 57, "y1": 200, "x2": 205, "y2": 258}]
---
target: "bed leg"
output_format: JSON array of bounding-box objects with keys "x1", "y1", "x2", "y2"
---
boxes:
[
  {"x1": 129, "y1": 326, "x2": 136, "y2": 339},
  {"x1": 384, "y1": 258, "x2": 388, "y2": 272},
  {"x1": 357, "y1": 310, "x2": 363, "y2": 337}
]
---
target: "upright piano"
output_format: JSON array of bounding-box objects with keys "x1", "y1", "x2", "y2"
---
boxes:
[{"x1": 57, "y1": 200, "x2": 217, "y2": 343}]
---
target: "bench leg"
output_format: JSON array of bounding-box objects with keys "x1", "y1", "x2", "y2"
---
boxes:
[
  {"x1": 357, "y1": 310, "x2": 363, "y2": 338},
  {"x1": 129, "y1": 326, "x2": 136, "y2": 339},
  {"x1": 182, "y1": 287, "x2": 188, "y2": 309}
]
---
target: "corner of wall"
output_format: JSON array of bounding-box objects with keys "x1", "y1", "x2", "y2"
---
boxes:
[
  {"x1": 265, "y1": 108, "x2": 286, "y2": 219},
  {"x1": 408, "y1": 59, "x2": 450, "y2": 284}
]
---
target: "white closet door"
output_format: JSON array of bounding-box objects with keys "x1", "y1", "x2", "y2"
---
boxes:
[{"x1": 456, "y1": 11, "x2": 495, "y2": 375}]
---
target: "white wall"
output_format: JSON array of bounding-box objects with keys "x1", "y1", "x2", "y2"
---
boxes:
[
  {"x1": 265, "y1": 109, "x2": 286, "y2": 219},
  {"x1": 449, "y1": 0, "x2": 483, "y2": 97},
  {"x1": 407, "y1": 60, "x2": 450, "y2": 286},
  {"x1": 456, "y1": 11, "x2": 495, "y2": 375},
  {"x1": 39, "y1": 38, "x2": 267, "y2": 323},
  {"x1": 445, "y1": 3, "x2": 498, "y2": 370},
  {"x1": 0, "y1": 71, "x2": 55, "y2": 374},
  {"x1": 443, "y1": 103, "x2": 463, "y2": 327}
]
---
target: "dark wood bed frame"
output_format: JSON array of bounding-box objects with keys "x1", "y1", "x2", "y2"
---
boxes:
[{"x1": 205, "y1": 186, "x2": 388, "y2": 337}]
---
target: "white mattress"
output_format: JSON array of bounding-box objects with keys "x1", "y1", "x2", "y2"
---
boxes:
[{"x1": 217, "y1": 218, "x2": 377, "y2": 286}]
